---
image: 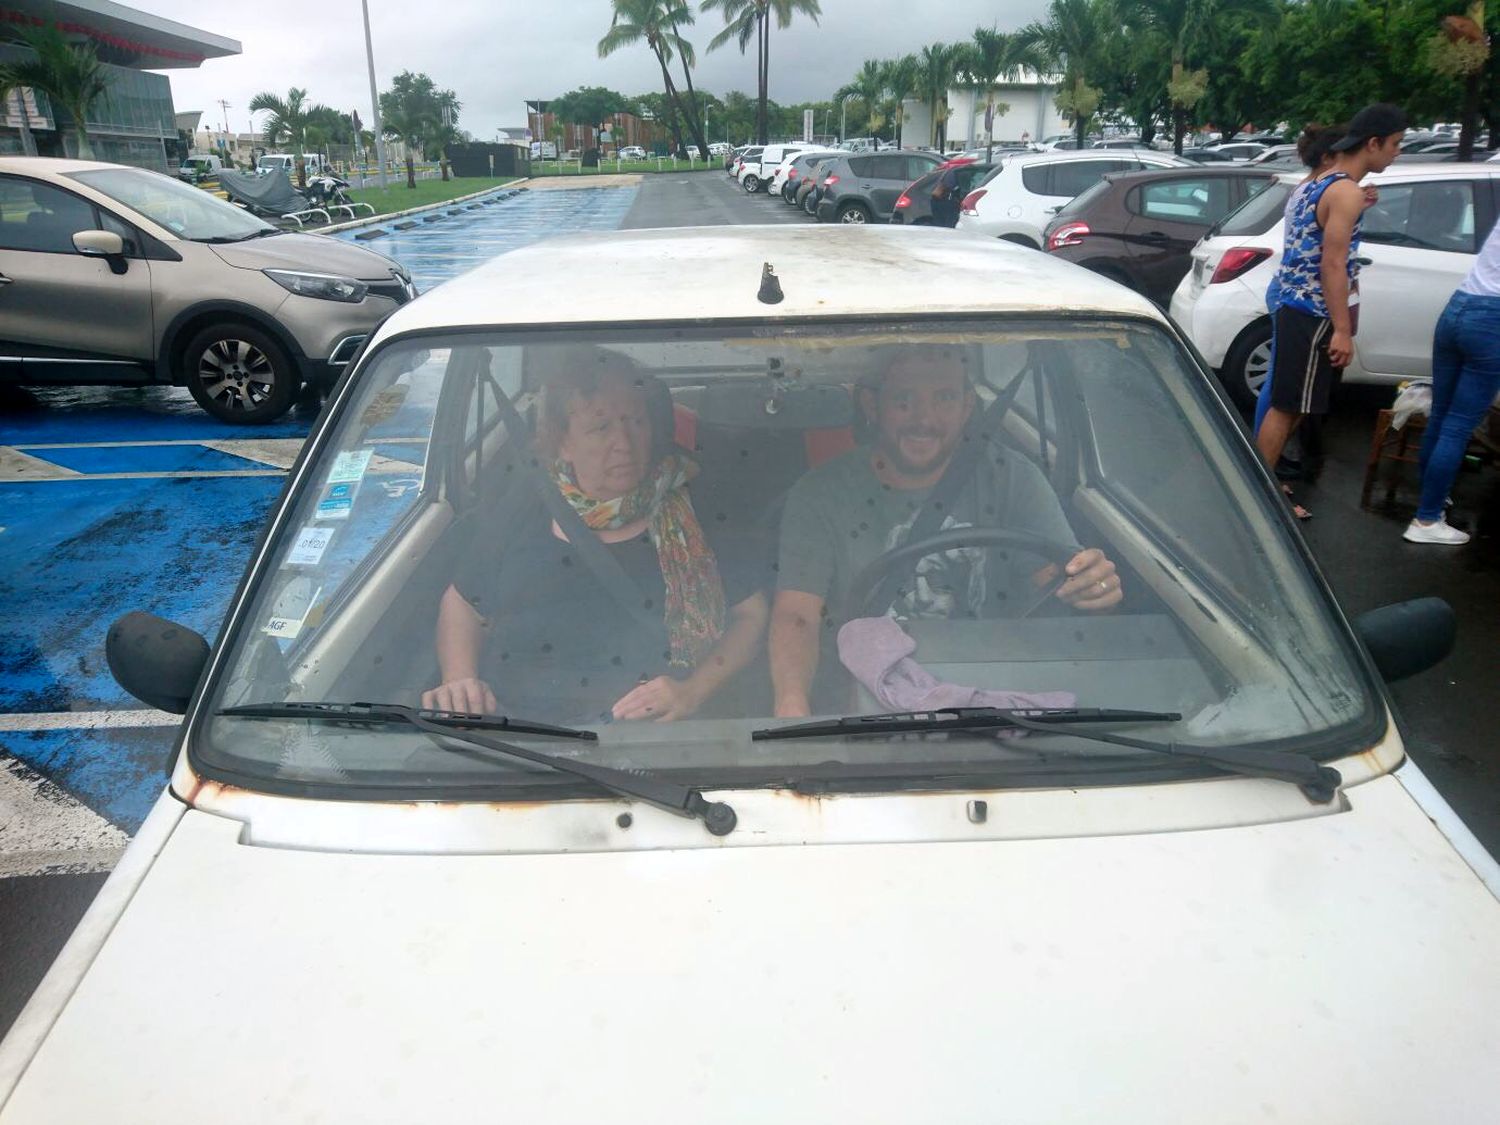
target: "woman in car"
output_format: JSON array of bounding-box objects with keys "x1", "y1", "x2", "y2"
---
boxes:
[{"x1": 423, "y1": 349, "x2": 768, "y2": 722}]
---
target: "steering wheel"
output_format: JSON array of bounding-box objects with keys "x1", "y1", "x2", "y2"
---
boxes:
[{"x1": 845, "y1": 527, "x2": 1083, "y2": 622}]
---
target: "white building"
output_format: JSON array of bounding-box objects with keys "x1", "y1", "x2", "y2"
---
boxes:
[{"x1": 900, "y1": 69, "x2": 1072, "y2": 150}]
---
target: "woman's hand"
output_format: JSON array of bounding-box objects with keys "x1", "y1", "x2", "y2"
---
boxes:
[
  {"x1": 422, "y1": 677, "x2": 498, "y2": 714},
  {"x1": 612, "y1": 676, "x2": 703, "y2": 722}
]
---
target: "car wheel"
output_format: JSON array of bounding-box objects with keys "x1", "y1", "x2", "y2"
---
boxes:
[
  {"x1": 182, "y1": 321, "x2": 299, "y2": 424},
  {"x1": 1086, "y1": 262, "x2": 1134, "y2": 290},
  {"x1": 1000, "y1": 233, "x2": 1040, "y2": 248},
  {"x1": 1220, "y1": 318, "x2": 1274, "y2": 413},
  {"x1": 742, "y1": 174, "x2": 761, "y2": 193},
  {"x1": 911, "y1": 216, "x2": 933, "y2": 226},
  {"x1": 802, "y1": 194, "x2": 818, "y2": 216},
  {"x1": 837, "y1": 202, "x2": 871, "y2": 224},
  {"x1": 782, "y1": 184, "x2": 797, "y2": 203}
]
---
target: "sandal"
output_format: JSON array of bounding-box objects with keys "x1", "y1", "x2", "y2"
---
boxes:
[{"x1": 1281, "y1": 485, "x2": 1311, "y2": 520}]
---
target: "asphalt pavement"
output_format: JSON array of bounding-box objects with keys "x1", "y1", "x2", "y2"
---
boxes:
[{"x1": 1, "y1": 167, "x2": 1496, "y2": 1040}]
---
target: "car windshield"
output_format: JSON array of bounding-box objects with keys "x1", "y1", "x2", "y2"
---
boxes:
[
  {"x1": 68, "y1": 167, "x2": 276, "y2": 241},
  {"x1": 195, "y1": 319, "x2": 1379, "y2": 797},
  {"x1": 1215, "y1": 180, "x2": 1293, "y2": 237}
]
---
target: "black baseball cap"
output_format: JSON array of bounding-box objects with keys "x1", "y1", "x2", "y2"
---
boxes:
[{"x1": 1330, "y1": 104, "x2": 1409, "y2": 152}]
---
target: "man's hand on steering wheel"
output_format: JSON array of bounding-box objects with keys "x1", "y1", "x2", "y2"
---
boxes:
[{"x1": 1034, "y1": 548, "x2": 1122, "y2": 612}]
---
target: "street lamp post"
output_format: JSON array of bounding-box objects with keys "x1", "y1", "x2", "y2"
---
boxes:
[
  {"x1": 840, "y1": 94, "x2": 854, "y2": 143},
  {"x1": 359, "y1": 0, "x2": 389, "y2": 189}
]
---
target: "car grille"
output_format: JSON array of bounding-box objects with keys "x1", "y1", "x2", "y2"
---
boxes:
[{"x1": 368, "y1": 278, "x2": 414, "y2": 305}]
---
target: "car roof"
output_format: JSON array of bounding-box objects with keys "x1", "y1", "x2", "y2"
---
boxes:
[
  {"x1": 369, "y1": 226, "x2": 1163, "y2": 344},
  {"x1": 1106, "y1": 165, "x2": 1270, "y2": 181},
  {"x1": 0, "y1": 156, "x2": 130, "y2": 179},
  {"x1": 1269, "y1": 163, "x2": 1500, "y2": 183},
  {"x1": 1003, "y1": 149, "x2": 1186, "y2": 165}
]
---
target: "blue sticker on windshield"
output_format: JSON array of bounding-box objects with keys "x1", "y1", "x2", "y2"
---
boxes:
[{"x1": 315, "y1": 481, "x2": 357, "y2": 521}]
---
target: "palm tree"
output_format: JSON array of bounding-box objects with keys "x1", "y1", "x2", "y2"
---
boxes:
[
  {"x1": 249, "y1": 87, "x2": 322, "y2": 187},
  {"x1": 701, "y1": 0, "x2": 820, "y2": 144},
  {"x1": 379, "y1": 97, "x2": 433, "y2": 189},
  {"x1": 1121, "y1": 0, "x2": 1278, "y2": 151},
  {"x1": 961, "y1": 27, "x2": 1036, "y2": 159},
  {"x1": 600, "y1": 0, "x2": 702, "y2": 156},
  {"x1": 0, "y1": 80, "x2": 37, "y2": 156},
  {"x1": 835, "y1": 59, "x2": 887, "y2": 140},
  {"x1": 1020, "y1": 0, "x2": 1112, "y2": 148},
  {"x1": 0, "y1": 24, "x2": 110, "y2": 159},
  {"x1": 918, "y1": 42, "x2": 961, "y2": 149},
  {"x1": 878, "y1": 54, "x2": 920, "y2": 148},
  {"x1": 665, "y1": 12, "x2": 712, "y2": 157}
]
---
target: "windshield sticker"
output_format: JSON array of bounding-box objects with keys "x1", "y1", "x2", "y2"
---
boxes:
[
  {"x1": 263, "y1": 579, "x2": 323, "y2": 640},
  {"x1": 315, "y1": 481, "x2": 358, "y2": 521},
  {"x1": 327, "y1": 448, "x2": 374, "y2": 484},
  {"x1": 285, "y1": 525, "x2": 335, "y2": 567}
]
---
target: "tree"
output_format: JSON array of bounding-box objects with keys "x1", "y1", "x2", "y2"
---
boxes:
[
  {"x1": 918, "y1": 42, "x2": 962, "y2": 148},
  {"x1": 377, "y1": 72, "x2": 459, "y2": 188},
  {"x1": 959, "y1": 27, "x2": 1037, "y2": 158},
  {"x1": 249, "y1": 87, "x2": 329, "y2": 187},
  {"x1": 718, "y1": 88, "x2": 756, "y2": 141},
  {"x1": 878, "y1": 54, "x2": 921, "y2": 147},
  {"x1": 1021, "y1": 0, "x2": 1114, "y2": 146},
  {"x1": 702, "y1": 0, "x2": 821, "y2": 143},
  {"x1": 836, "y1": 59, "x2": 888, "y2": 141},
  {"x1": 551, "y1": 86, "x2": 631, "y2": 153},
  {"x1": 0, "y1": 24, "x2": 110, "y2": 159},
  {"x1": 600, "y1": 0, "x2": 706, "y2": 156}
]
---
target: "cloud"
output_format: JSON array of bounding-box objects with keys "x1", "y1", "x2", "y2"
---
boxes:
[{"x1": 149, "y1": 0, "x2": 1048, "y2": 140}]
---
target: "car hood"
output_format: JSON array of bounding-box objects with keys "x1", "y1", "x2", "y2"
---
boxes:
[
  {"x1": 4, "y1": 772, "x2": 1499, "y2": 1124},
  {"x1": 207, "y1": 232, "x2": 399, "y2": 280}
]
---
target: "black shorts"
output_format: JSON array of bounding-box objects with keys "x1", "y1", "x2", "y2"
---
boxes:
[{"x1": 1270, "y1": 305, "x2": 1339, "y2": 415}]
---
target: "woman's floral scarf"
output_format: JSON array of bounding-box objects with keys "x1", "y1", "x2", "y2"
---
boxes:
[{"x1": 551, "y1": 453, "x2": 727, "y2": 668}]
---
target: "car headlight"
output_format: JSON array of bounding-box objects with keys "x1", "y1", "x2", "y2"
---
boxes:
[{"x1": 264, "y1": 269, "x2": 368, "y2": 303}]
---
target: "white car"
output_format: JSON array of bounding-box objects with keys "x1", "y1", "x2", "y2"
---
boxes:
[
  {"x1": 958, "y1": 149, "x2": 1190, "y2": 247},
  {"x1": 738, "y1": 143, "x2": 810, "y2": 192},
  {"x1": 1169, "y1": 163, "x2": 1500, "y2": 410},
  {"x1": 767, "y1": 147, "x2": 839, "y2": 198},
  {"x1": 4, "y1": 225, "x2": 1498, "y2": 1123},
  {"x1": 618, "y1": 145, "x2": 648, "y2": 161},
  {"x1": 708, "y1": 142, "x2": 731, "y2": 157},
  {"x1": 1204, "y1": 141, "x2": 1269, "y2": 162}
]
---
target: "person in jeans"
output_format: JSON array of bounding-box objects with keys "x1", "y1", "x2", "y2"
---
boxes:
[
  {"x1": 1405, "y1": 222, "x2": 1500, "y2": 545},
  {"x1": 1256, "y1": 104, "x2": 1407, "y2": 518}
]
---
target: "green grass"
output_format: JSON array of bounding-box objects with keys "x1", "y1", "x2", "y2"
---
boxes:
[{"x1": 346, "y1": 177, "x2": 519, "y2": 218}]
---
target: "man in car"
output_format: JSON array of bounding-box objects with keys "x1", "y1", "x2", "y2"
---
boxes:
[{"x1": 768, "y1": 347, "x2": 1123, "y2": 718}]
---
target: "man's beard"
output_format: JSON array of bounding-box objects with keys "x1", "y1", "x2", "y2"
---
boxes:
[{"x1": 879, "y1": 427, "x2": 955, "y2": 476}]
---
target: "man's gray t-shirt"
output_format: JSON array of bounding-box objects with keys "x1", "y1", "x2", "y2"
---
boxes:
[{"x1": 777, "y1": 441, "x2": 1077, "y2": 621}]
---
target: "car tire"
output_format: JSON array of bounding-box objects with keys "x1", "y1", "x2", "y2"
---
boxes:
[
  {"x1": 1000, "y1": 233, "x2": 1040, "y2": 249},
  {"x1": 182, "y1": 321, "x2": 300, "y2": 424},
  {"x1": 742, "y1": 174, "x2": 761, "y2": 193},
  {"x1": 782, "y1": 184, "x2": 797, "y2": 203},
  {"x1": 837, "y1": 202, "x2": 871, "y2": 224},
  {"x1": 802, "y1": 193, "x2": 818, "y2": 216},
  {"x1": 1085, "y1": 262, "x2": 1134, "y2": 290},
  {"x1": 1220, "y1": 318, "x2": 1274, "y2": 413}
]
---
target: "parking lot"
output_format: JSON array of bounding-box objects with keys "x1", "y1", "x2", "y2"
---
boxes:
[{"x1": 2, "y1": 167, "x2": 1497, "y2": 1038}]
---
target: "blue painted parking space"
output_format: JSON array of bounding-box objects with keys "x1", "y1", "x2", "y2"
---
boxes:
[{"x1": 1, "y1": 182, "x2": 639, "y2": 833}]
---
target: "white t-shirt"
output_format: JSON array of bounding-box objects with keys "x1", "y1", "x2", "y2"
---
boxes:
[{"x1": 1460, "y1": 222, "x2": 1500, "y2": 297}]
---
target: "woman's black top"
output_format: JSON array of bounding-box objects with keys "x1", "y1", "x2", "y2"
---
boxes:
[{"x1": 453, "y1": 496, "x2": 759, "y2": 723}]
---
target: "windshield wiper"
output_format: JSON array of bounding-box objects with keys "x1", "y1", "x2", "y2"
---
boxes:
[
  {"x1": 753, "y1": 707, "x2": 1341, "y2": 804},
  {"x1": 218, "y1": 701, "x2": 738, "y2": 835}
]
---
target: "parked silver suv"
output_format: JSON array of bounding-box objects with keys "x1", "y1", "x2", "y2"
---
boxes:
[{"x1": 0, "y1": 157, "x2": 415, "y2": 423}]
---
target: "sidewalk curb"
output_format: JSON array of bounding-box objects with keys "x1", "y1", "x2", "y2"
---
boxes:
[{"x1": 315, "y1": 178, "x2": 532, "y2": 236}]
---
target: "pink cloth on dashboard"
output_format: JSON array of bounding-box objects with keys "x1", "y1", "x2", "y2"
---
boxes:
[{"x1": 836, "y1": 615, "x2": 1075, "y2": 713}]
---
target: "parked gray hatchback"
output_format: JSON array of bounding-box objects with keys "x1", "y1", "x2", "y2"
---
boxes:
[
  {"x1": 0, "y1": 157, "x2": 415, "y2": 423},
  {"x1": 815, "y1": 151, "x2": 942, "y2": 223}
]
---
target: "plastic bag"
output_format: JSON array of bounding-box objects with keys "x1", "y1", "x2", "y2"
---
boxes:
[{"x1": 1391, "y1": 379, "x2": 1433, "y2": 431}]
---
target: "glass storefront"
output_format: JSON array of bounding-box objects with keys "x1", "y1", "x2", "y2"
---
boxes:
[{"x1": 0, "y1": 46, "x2": 176, "y2": 171}]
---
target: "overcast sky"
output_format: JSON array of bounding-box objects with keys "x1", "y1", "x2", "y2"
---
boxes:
[{"x1": 147, "y1": 0, "x2": 1049, "y2": 138}]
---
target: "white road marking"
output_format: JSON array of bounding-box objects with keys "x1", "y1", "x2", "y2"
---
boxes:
[
  {"x1": 0, "y1": 710, "x2": 179, "y2": 732},
  {"x1": 0, "y1": 757, "x2": 128, "y2": 878},
  {"x1": 0, "y1": 447, "x2": 82, "y2": 480}
]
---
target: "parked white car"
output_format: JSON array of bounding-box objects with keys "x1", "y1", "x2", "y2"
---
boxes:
[
  {"x1": 618, "y1": 145, "x2": 648, "y2": 160},
  {"x1": 1169, "y1": 162, "x2": 1500, "y2": 410},
  {"x1": 3, "y1": 224, "x2": 1497, "y2": 1123},
  {"x1": 708, "y1": 141, "x2": 732, "y2": 157},
  {"x1": 738, "y1": 143, "x2": 811, "y2": 192},
  {"x1": 767, "y1": 147, "x2": 838, "y2": 198},
  {"x1": 958, "y1": 149, "x2": 1190, "y2": 248}
]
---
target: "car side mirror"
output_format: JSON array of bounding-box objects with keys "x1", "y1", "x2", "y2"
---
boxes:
[
  {"x1": 1354, "y1": 597, "x2": 1455, "y2": 683},
  {"x1": 73, "y1": 229, "x2": 127, "y2": 274},
  {"x1": 106, "y1": 612, "x2": 210, "y2": 714}
]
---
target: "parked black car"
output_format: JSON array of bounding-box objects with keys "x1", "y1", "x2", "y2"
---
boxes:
[
  {"x1": 815, "y1": 151, "x2": 943, "y2": 223},
  {"x1": 780, "y1": 151, "x2": 841, "y2": 203},
  {"x1": 891, "y1": 161, "x2": 995, "y2": 225},
  {"x1": 1180, "y1": 147, "x2": 1236, "y2": 163},
  {"x1": 1042, "y1": 165, "x2": 1277, "y2": 306}
]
